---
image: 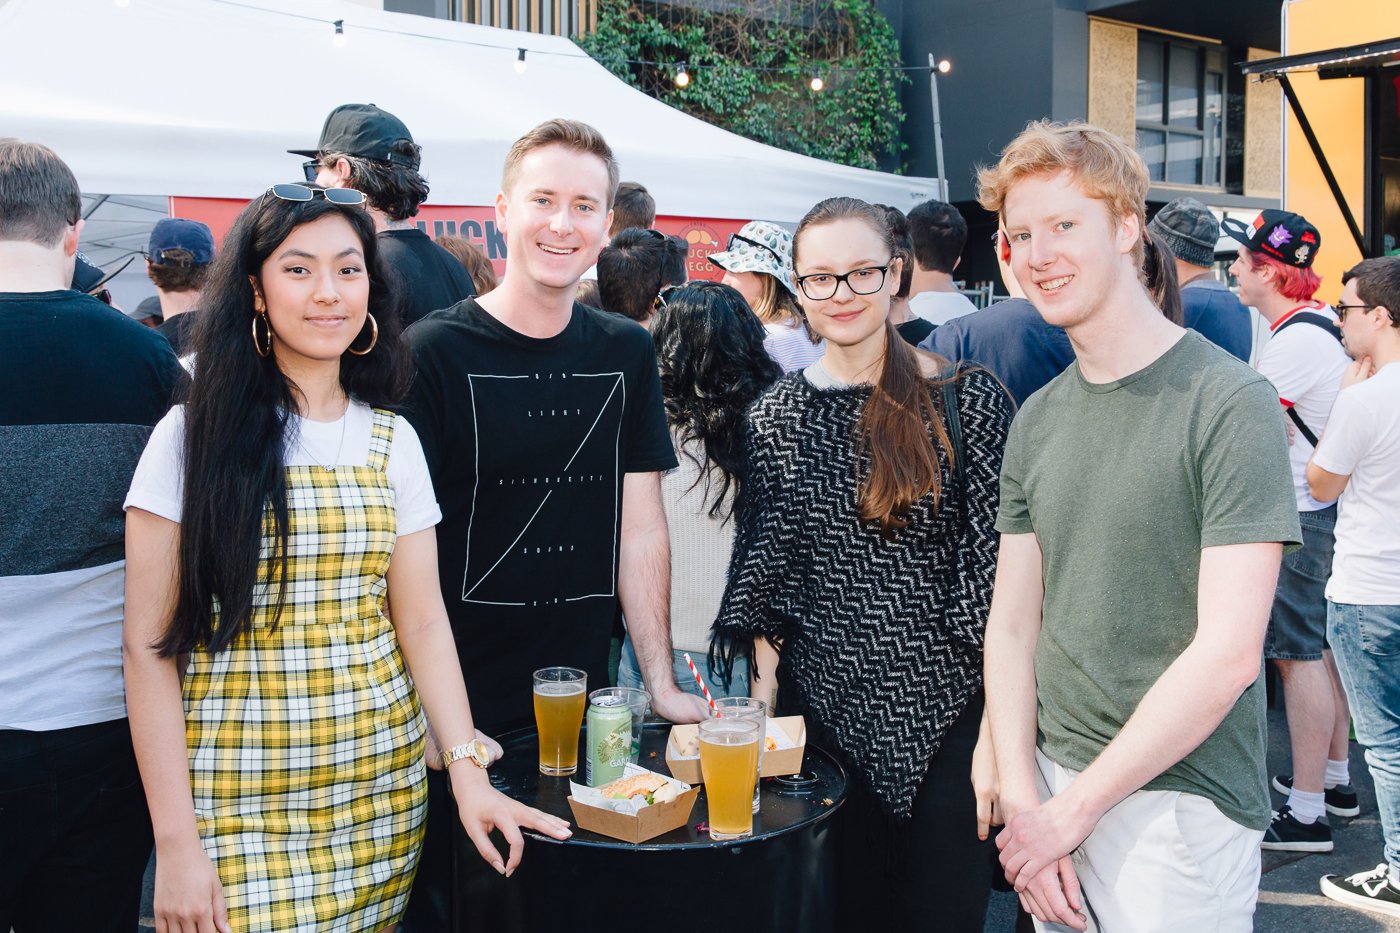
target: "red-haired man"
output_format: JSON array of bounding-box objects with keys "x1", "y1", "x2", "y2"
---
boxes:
[{"x1": 1226, "y1": 210, "x2": 1355, "y2": 854}]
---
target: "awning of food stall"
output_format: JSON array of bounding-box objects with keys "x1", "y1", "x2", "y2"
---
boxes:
[{"x1": 1241, "y1": 37, "x2": 1400, "y2": 257}]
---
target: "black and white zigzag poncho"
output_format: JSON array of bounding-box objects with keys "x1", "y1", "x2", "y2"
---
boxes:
[{"x1": 712, "y1": 368, "x2": 1012, "y2": 819}]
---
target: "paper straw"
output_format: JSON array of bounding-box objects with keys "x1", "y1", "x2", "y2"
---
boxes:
[{"x1": 682, "y1": 652, "x2": 717, "y2": 712}]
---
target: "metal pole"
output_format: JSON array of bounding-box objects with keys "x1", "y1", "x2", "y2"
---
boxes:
[{"x1": 928, "y1": 54, "x2": 948, "y2": 202}]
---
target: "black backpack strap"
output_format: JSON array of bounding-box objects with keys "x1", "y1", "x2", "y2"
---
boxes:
[
  {"x1": 1287, "y1": 406, "x2": 1319, "y2": 448},
  {"x1": 1274, "y1": 310, "x2": 1342, "y2": 343},
  {"x1": 1272, "y1": 310, "x2": 1340, "y2": 446},
  {"x1": 941, "y1": 364, "x2": 966, "y2": 535}
]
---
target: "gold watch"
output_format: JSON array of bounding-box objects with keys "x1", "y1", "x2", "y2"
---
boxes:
[{"x1": 441, "y1": 738, "x2": 492, "y2": 770}]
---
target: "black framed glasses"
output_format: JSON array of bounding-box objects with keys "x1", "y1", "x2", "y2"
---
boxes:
[
  {"x1": 301, "y1": 160, "x2": 320, "y2": 183},
  {"x1": 794, "y1": 265, "x2": 890, "y2": 301},
  {"x1": 1335, "y1": 302, "x2": 1375, "y2": 323},
  {"x1": 727, "y1": 232, "x2": 784, "y2": 266},
  {"x1": 266, "y1": 183, "x2": 365, "y2": 206}
]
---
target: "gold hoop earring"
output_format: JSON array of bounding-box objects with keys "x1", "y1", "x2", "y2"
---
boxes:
[
  {"x1": 348, "y1": 313, "x2": 378, "y2": 356},
  {"x1": 252, "y1": 312, "x2": 272, "y2": 358}
]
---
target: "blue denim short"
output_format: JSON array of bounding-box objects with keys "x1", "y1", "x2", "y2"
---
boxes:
[{"x1": 1265, "y1": 506, "x2": 1336, "y2": 661}]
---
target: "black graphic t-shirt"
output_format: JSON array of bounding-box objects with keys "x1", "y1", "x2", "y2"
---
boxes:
[{"x1": 400, "y1": 298, "x2": 676, "y2": 731}]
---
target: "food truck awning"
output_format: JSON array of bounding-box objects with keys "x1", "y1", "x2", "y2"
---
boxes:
[
  {"x1": 1240, "y1": 37, "x2": 1400, "y2": 257},
  {"x1": 1240, "y1": 38, "x2": 1400, "y2": 79}
]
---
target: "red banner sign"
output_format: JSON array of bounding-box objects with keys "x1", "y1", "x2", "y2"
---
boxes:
[{"x1": 171, "y1": 198, "x2": 747, "y2": 284}]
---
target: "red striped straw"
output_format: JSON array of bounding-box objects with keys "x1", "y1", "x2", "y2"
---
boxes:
[{"x1": 682, "y1": 652, "x2": 717, "y2": 712}]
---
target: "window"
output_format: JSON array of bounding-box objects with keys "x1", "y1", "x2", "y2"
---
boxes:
[{"x1": 1136, "y1": 35, "x2": 1227, "y2": 188}]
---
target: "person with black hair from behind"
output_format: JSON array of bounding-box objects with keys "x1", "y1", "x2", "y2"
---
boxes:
[
  {"x1": 616, "y1": 281, "x2": 780, "y2": 699},
  {"x1": 122, "y1": 183, "x2": 568, "y2": 933},
  {"x1": 597, "y1": 227, "x2": 687, "y2": 326},
  {"x1": 907, "y1": 199, "x2": 978, "y2": 325},
  {"x1": 293, "y1": 103, "x2": 475, "y2": 325},
  {"x1": 877, "y1": 204, "x2": 935, "y2": 346}
]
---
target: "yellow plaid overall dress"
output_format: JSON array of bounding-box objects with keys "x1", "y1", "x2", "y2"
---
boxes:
[{"x1": 182, "y1": 409, "x2": 427, "y2": 932}]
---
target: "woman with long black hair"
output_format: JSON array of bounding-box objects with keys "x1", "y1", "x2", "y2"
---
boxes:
[
  {"x1": 617, "y1": 281, "x2": 781, "y2": 698},
  {"x1": 122, "y1": 186, "x2": 568, "y2": 933},
  {"x1": 712, "y1": 197, "x2": 1014, "y2": 930}
]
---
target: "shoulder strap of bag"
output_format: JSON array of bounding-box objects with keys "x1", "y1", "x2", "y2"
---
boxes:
[
  {"x1": 1272, "y1": 311, "x2": 1340, "y2": 447},
  {"x1": 941, "y1": 364, "x2": 966, "y2": 534}
]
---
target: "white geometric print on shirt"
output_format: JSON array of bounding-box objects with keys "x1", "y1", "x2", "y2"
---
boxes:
[{"x1": 461, "y1": 370, "x2": 624, "y2": 607}]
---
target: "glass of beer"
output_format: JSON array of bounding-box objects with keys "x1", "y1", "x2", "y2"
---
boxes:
[
  {"x1": 699, "y1": 717, "x2": 761, "y2": 841},
  {"x1": 711, "y1": 696, "x2": 767, "y2": 813},
  {"x1": 533, "y1": 667, "x2": 587, "y2": 776}
]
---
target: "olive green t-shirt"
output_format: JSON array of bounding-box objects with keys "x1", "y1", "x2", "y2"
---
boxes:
[{"x1": 996, "y1": 331, "x2": 1300, "y2": 830}]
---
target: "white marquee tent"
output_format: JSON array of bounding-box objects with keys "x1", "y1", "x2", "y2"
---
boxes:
[{"x1": 0, "y1": 0, "x2": 940, "y2": 303}]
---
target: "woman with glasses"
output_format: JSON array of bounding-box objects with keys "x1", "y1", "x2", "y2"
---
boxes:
[
  {"x1": 709, "y1": 220, "x2": 824, "y2": 372},
  {"x1": 122, "y1": 184, "x2": 569, "y2": 933},
  {"x1": 616, "y1": 281, "x2": 781, "y2": 700},
  {"x1": 712, "y1": 197, "x2": 1013, "y2": 931}
]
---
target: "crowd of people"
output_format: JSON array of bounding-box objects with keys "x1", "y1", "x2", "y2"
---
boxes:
[{"x1": 2, "y1": 101, "x2": 1399, "y2": 933}]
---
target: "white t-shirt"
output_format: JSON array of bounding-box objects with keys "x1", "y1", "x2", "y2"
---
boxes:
[
  {"x1": 1255, "y1": 303, "x2": 1348, "y2": 511},
  {"x1": 763, "y1": 319, "x2": 825, "y2": 373},
  {"x1": 1313, "y1": 362, "x2": 1400, "y2": 604},
  {"x1": 125, "y1": 402, "x2": 441, "y2": 535},
  {"x1": 908, "y1": 290, "x2": 978, "y2": 326}
]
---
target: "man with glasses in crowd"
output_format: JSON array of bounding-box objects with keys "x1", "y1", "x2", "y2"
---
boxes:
[
  {"x1": 292, "y1": 103, "x2": 474, "y2": 326},
  {"x1": 1308, "y1": 257, "x2": 1400, "y2": 918},
  {"x1": 1225, "y1": 210, "x2": 1356, "y2": 854}
]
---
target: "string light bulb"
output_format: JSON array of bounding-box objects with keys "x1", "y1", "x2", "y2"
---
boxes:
[
  {"x1": 810, "y1": 74, "x2": 824, "y2": 92},
  {"x1": 674, "y1": 64, "x2": 690, "y2": 88},
  {"x1": 515, "y1": 48, "x2": 527, "y2": 73},
  {"x1": 332, "y1": 20, "x2": 346, "y2": 48},
  {"x1": 936, "y1": 59, "x2": 952, "y2": 74}
]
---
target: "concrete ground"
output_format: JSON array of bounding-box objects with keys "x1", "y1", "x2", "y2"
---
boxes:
[{"x1": 135, "y1": 707, "x2": 1397, "y2": 931}]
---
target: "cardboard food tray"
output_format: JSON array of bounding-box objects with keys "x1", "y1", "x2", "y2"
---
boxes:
[
  {"x1": 566, "y1": 766, "x2": 699, "y2": 844},
  {"x1": 665, "y1": 716, "x2": 807, "y2": 785}
]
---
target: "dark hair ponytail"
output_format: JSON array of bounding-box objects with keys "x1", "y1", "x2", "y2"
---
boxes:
[
  {"x1": 157, "y1": 189, "x2": 408, "y2": 656},
  {"x1": 792, "y1": 196, "x2": 955, "y2": 538}
]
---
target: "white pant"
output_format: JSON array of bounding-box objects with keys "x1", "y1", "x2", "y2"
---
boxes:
[{"x1": 1031, "y1": 749, "x2": 1264, "y2": 933}]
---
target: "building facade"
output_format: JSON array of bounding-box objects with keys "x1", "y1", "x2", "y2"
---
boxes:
[{"x1": 376, "y1": 0, "x2": 1285, "y2": 287}]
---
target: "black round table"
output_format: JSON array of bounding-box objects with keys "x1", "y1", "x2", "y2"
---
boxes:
[{"x1": 451, "y1": 720, "x2": 847, "y2": 933}]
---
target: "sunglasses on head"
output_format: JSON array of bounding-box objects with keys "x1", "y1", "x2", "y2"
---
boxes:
[
  {"x1": 727, "y1": 232, "x2": 784, "y2": 266},
  {"x1": 265, "y1": 183, "x2": 366, "y2": 206}
]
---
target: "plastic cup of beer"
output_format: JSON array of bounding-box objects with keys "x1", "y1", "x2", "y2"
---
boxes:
[
  {"x1": 711, "y1": 696, "x2": 767, "y2": 812},
  {"x1": 533, "y1": 667, "x2": 587, "y2": 776},
  {"x1": 699, "y1": 717, "x2": 761, "y2": 841}
]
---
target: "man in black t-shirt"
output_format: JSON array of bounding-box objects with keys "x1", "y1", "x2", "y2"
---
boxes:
[
  {"x1": 398, "y1": 119, "x2": 708, "y2": 929},
  {"x1": 291, "y1": 103, "x2": 475, "y2": 325},
  {"x1": 0, "y1": 139, "x2": 180, "y2": 933}
]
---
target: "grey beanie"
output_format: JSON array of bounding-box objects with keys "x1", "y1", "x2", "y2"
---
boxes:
[{"x1": 1147, "y1": 198, "x2": 1219, "y2": 268}]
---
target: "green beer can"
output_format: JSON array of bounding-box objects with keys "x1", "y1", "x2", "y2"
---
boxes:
[{"x1": 586, "y1": 691, "x2": 633, "y2": 786}]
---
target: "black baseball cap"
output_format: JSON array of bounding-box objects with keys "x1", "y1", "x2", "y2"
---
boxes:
[
  {"x1": 288, "y1": 103, "x2": 420, "y2": 168},
  {"x1": 1221, "y1": 209, "x2": 1321, "y2": 269}
]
